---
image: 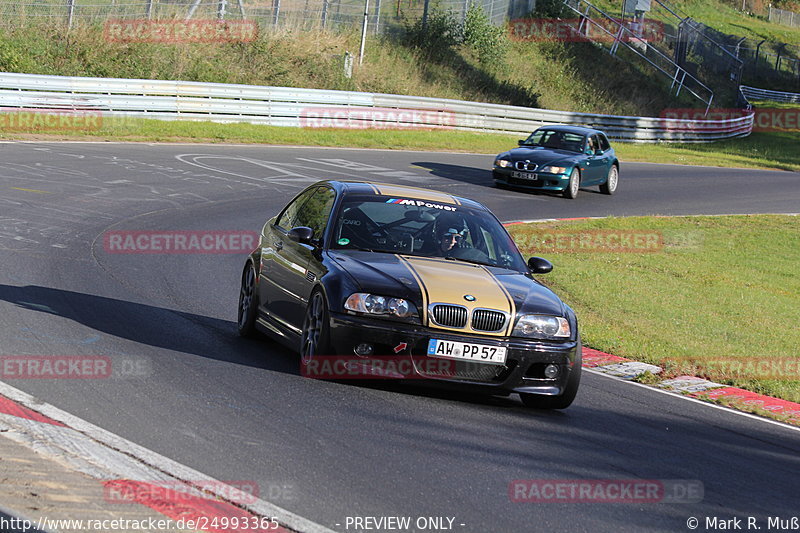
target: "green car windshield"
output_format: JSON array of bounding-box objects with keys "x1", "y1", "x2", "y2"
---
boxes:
[
  {"x1": 330, "y1": 196, "x2": 528, "y2": 271},
  {"x1": 522, "y1": 130, "x2": 586, "y2": 153}
]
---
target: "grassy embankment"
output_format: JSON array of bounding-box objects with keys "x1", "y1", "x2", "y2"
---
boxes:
[
  {"x1": 506, "y1": 215, "x2": 800, "y2": 404},
  {"x1": 1, "y1": 21, "x2": 797, "y2": 170}
]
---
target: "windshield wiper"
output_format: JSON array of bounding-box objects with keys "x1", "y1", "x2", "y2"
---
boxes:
[{"x1": 443, "y1": 256, "x2": 494, "y2": 268}]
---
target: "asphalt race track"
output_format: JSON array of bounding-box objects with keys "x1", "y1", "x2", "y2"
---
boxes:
[{"x1": 1, "y1": 142, "x2": 799, "y2": 533}]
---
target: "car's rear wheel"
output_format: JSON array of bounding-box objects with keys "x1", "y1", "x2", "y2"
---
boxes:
[
  {"x1": 600, "y1": 164, "x2": 618, "y2": 195},
  {"x1": 300, "y1": 289, "x2": 331, "y2": 365},
  {"x1": 519, "y1": 339, "x2": 582, "y2": 409},
  {"x1": 562, "y1": 168, "x2": 580, "y2": 199},
  {"x1": 237, "y1": 263, "x2": 258, "y2": 337}
]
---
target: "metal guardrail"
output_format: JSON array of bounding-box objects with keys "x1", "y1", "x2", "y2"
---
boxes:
[
  {"x1": 740, "y1": 85, "x2": 800, "y2": 104},
  {"x1": 0, "y1": 72, "x2": 754, "y2": 142}
]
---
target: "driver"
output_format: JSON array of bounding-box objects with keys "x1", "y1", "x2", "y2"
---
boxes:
[{"x1": 439, "y1": 227, "x2": 463, "y2": 255}]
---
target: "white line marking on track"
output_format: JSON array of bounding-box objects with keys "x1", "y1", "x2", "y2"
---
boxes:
[
  {"x1": 0, "y1": 381, "x2": 337, "y2": 533},
  {"x1": 584, "y1": 368, "x2": 800, "y2": 434}
]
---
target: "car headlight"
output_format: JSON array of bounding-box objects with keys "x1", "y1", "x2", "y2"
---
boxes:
[
  {"x1": 512, "y1": 315, "x2": 571, "y2": 338},
  {"x1": 495, "y1": 158, "x2": 512, "y2": 168},
  {"x1": 344, "y1": 293, "x2": 419, "y2": 320},
  {"x1": 540, "y1": 166, "x2": 568, "y2": 174}
]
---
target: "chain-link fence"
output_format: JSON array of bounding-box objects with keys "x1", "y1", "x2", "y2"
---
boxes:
[
  {"x1": 769, "y1": 6, "x2": 800, "y2": 27},
  {"x1": 0, "y1": 0, "x2": 533, "y2": 32}
]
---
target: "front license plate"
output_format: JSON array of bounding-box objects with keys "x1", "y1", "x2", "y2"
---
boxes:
[
  {"x1": 427, "y1": 339, "x2": 507, "y2": 364},
  {"x1": 511, "y1": 171, "x2": 537, "y2": 180}
]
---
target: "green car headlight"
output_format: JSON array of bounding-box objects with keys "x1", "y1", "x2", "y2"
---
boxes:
[
  {"x1": 512, "y1": 315, "x2": 571, "y2": 339},
  {"x1": 540, "y1": 166, "x2": 568, "y2": 174},
  {"x1": 345, "y1": 293, "x2": 418, "y2": 319},
  {"x1": 495, "y1": 159, "x2": 512, "y2": 168}
]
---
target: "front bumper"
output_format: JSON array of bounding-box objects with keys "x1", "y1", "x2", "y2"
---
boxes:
[
  {"x1": 493, "y1": 168, "x2": 570, "y2": 192},
  {"x1": 327, "y1": 311, "x2": 579, "y2": 397}
]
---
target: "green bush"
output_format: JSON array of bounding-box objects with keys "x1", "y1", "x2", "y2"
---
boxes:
[
  {"x1": 533, "y1": 0, "x2": 570, "y2": 18},
  {"x1": 402, "y1": 9, "x2": 463, "y2": 60},
  {"x1": 0, "y1": 43, "x2": 23, "y2": 72},
  {"x1": 463, "y1": 3, "x2": 509, "y2": 64}
]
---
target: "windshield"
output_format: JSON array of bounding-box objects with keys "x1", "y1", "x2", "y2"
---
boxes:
[
  {"x1": 330, "y1": 196, "x2": 527, "y2": 271},
  {"x1": 521, "y1": 129, "x2": 587, "y2": 153}
]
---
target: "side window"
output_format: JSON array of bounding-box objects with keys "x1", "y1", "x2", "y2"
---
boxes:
[
  {"x1": 293, "y1": 187, "x2": 336, "y2": 241},
  {"x1": 598, "y1": 134, "x2": 611, "y2": 152},
  {"x1": 276, "y1": 187, "x2": 318, "y2": 230},
  {"x1": 587, "y1": 134, "x2": 599, "y2": 153}
]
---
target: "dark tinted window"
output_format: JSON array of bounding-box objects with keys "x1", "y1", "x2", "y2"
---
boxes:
[
  {"x1": 330, "y1": 196, "x2": 527, "y2": 271},
  {"x1": 523, "y1": 130, "x2": 586, "y2": 153},
  {"x1": 294, "y1": 187, "x2": 336, "y2": 241},
  {"x1": 598, "y1": 133, "x2": 611, "y2": 151},
  {"x1": 276, "y1": 187, "x2": 318, "y2": 230}
]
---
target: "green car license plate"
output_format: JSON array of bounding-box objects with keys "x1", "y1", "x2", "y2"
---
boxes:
[{"x1": 511, "y1": 171, "x2": 537, "y2": 180}]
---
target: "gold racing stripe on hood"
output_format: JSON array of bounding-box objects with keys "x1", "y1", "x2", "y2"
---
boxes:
[{"x1": 401, "y1": 256, "x2": 515, "y2": 336}]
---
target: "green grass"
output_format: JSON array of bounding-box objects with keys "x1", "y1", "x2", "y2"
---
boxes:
[
  {"x1": 506, "y1": 215, "x2": 800, "y2": 403},
  {"x1": 671, "y1": 0, "x2": 800, "y2": 44},
  {"x1": 589, "y1": 0, "x2": 800, "y2": 44},
  {"x1": 615, "y1": 131, "x2": 800, "y2": 172},
  {"x1": 0, "y1": 20, "x2": 697, "y2": 116}
]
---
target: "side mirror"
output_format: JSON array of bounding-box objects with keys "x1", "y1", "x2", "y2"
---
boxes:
[
  {"x1": 528, "y1": 256, "x2": 553, "y2": 274},
  {"x1": 595, "y1": 149, "x2": 604, "y2": 156},
  {"x1": 288, "y1": 226, "x2": 314, "y2": 245},
  {"x1": 518, "y1": 139, "x2": 526, "y2": 145}
]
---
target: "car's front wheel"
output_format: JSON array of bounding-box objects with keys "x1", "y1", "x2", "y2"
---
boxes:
[
  {"x1": 519, "y1": 340, "x2": 582, "y2": 409},
  {"x1": 237, "y1": 263, "x2": 258, "y2": 337},
  {"x1": 562, "y1": 168, "x2": 580, "y2": 199},
  {"x1": 600, "y1": 164, "x2": 618, "y2": 195},
  {"x1": 300, "y1": 289, "x2": 331, "y2": 365}
]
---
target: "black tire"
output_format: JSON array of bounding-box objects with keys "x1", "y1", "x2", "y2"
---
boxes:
[
  {"x1": 600, "y1": 164, "x2": 618, "y2": 195},
  {"x1": 562, "y1": 168, "x2": 580, "y2": 199},
  {"x1": 237, "y1": 262, "x2": 258, "y2": 337},
  {"x1": 300, "y1": 289, "x2": 331, "y2": 365},
  {"x1": 520, "y1": 339, "x2": 582, "y2": 409}
]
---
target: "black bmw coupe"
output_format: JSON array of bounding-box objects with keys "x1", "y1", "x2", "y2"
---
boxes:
[{"x1": 238, "y1": 181, "x2": 581, "y2": 408}]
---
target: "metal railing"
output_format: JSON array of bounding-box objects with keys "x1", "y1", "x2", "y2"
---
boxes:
[
  {"x1": 563, "y1": 0, "x2": 715, "y2": 113},
  {"x1": 740, "y1": 85, "x2": 800, "y2": 104},
  {"x1": 0, "y1": 72, "x2": 754, "y2": 142}
]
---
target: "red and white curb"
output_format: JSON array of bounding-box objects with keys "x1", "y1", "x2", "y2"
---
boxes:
[
  {"x1": 582, "y1": 348, "x2": 800, "y2": 426},
  {"x1": 0, "y1": 381, "x2": 334, "y2": 533}
]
